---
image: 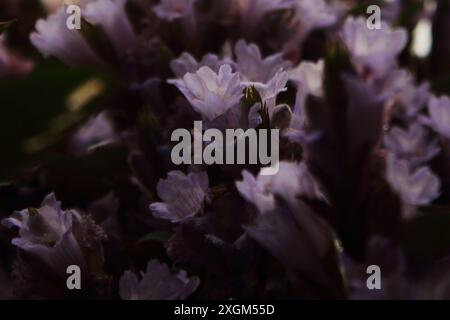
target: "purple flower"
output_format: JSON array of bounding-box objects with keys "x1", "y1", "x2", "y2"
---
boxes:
[
  {"x1": 289, "y1": 59, "x2": 324, "y2": 98},
  {"x1": 384, "y1": 123, "x2": 440, "y2": 166},
  {"x1": 235, "y1": 40, "x2": 291, "y2": 83},
  {"x1": 342, "y1": 16, "x2": 408, "y2": 77},
  {"x1": 1, "y1": 193, "x2": 87, "y2": 277},
  {"x1": 168, "y1": 64, "x2": 244, "y2": 121},
  {"x1": 84, "y1": 0, "x2": 137, "y2": 55},
  {"x1": 153, "y1": 0, "x2": 197, "y2": 21},
  {"x1": 238, "y1": 0, "x2": 295, "y2": 32},
  {"x1": 150, "y1": 170, "x2": 209, "y2": 223},
  {"x1": 236, "y1": 161, "x2": 321, "y2": 213},
  {"x1": 30, "y1": 7, "x2": 103, "y2": 66},
  {"x1": 386, "y1": 154, "x2": 440, "y2": 215},
  {"x1": 421, "y1": 95, "x2": 450, "y2": 139},
  {"x1": 119, "y1": 259, "x2": 199, "y2": 300},
  {"x1": 170, "y1": 52, "x2": 227, "y2": 78},
  {"x1": 70, "y1": 112, "x2": 116, "y2": 155}
]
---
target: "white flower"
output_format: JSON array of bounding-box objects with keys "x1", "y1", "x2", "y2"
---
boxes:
[
  {"x1": 30, "y1": 7, "x2": 102, "y2": 66},
  {"x1": 236, "y1": 161, "x2": 320, "y2": 213},
  {"x1": 153, "y1": 0, "x2": 197, "y2": 21},
  {"x1": 386, "y1": 154, "x2": 440, "y2": 209},
  {"x1": 168, "y1": 64, "x2": 244, "y2": 121},
  {"x1": 384, "y1": 123, "x2": 440, "y2": 166},
  {"x1": 119, "y1": 259, "x2": 199, "y2": 300},
  {"x1": 421, "y1": 96, "x2": 450, "y2": 139},
  {"x1": 235, "y1": 40, "x2": 291, "y2": 83},
  {"x1": 341, "y1": 16, "x2": 408, "y2": 77},
  {"x1": 149, "y1": 171, "x2": 209, "y2": 223},
  {"x1": 84, "y1": 0, "x2": 137, "y2": 55},
  {"x1": 170, "y1": 52, "x2": 228, "y2": 78}
]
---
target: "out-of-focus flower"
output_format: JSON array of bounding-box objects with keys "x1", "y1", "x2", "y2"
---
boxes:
[
  {"x1": 398, "y1": 81, "x2": 430, "y2": 117},
  {"x1": 283, "y1": 0, "x2": 338, "y2": 57},
  {"x1": 292, "y1": 0, "x2": 337, "y2": 33},
  {"x1": 384, "y1": 123, "x2": 440, "y2": 166},
  {"x1": 84, "y1": 0, "x2": 137, "y2": 55},
  {"x1": 283, "y1": 59, "x2": 326, "y2": 143},
  {"x1": 30, "y1": 7, "x2": 103, "y2": 66},
  {"x1": 386, "y1": 154, "x2": 440, "y2": 212},
  {"x1": 421, "y1": 96, "x2": 450, "y2": 139},
  {"x1": 70, "y1": 112, "x2": 116, "y2": 155},
  {"x1": 235, "y1": 40, "x2": 291, "y2": 83},
  {"x1": 341, "y1": 16, "x2": 408, "y2": 77},
  {"x1": 236, "y1": 161, "x2": 320, "y2": 213},
  {"x1": 150, "y1": 171, "x2": 209, "y2": 223},
  {"x1": 168, "y1": 64, "x2": 244, "y2": 121},
  {"x1": 153, "y1": 0, "x2": 197, "y2": 21},
  {"x1": 289, "y1": 59, "x2": 324, "y2": 98},
  {"x1": 1, "y1": 193, "x2": 87, "y2": 277},
  {"x1": 374, "y1": 69, "x2": 430, "y2": 117},
  {"x1": 238, "y1": 0, "x2": 295, "y2": 32},
  {"x1": 297, "y1": 161, "x2": 323, "y2": 200},
  {"x1": 0, "y1": 36, "x2": 34, "y2": 78},
  {"x1": 119, "y1": 259, "x2": 199, "y2": 300},
  {"x1": 170, "y1": 52, "x2": 227, "y2": 78}
]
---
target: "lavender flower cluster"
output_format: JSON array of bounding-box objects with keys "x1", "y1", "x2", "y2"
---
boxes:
[{"x1": 1, "y1": 0, "x2": 450, "y2": 300}]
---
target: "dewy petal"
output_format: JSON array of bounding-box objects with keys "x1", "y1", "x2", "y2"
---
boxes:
[
  {"x1": 149, "y1": 170, "x2": 209, "y2": 223},
  {"x1": 30, "y1": 7, "x2": 102, "y2": 66},
  {"x1": 84, "y1": 0, "x2": 137, "y2": 55}
]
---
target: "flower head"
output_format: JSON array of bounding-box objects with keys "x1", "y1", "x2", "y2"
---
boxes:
[
  {"x1": 236, "y1": 161, "x2": 320, "y2": 213},
  {"x1": 386, "y1": 154, "x2": 440, "y2": 210},
  {"x1": 150, "y1": 170, "x2": 209, "y2": 223},
  {"x1": 168, "y1": 64, "x2": 244, "y2": 121},
  {"x1": 421, "y1": 96, "x2": 450, "y2": 139},
  {"x1": 1, "y1": 193, "x2": 87, "y2": 277},
  {"x1": 342, "y1": 16, "x2": 408, "y2": 77},
  {"x1": 170, "y1": 52, "x2": 227, "y2": 78},
  {"x1": 235, "y1": 40, "x2": 291, "y2": 83},
  {"x1": 30, "y1": 7, "x2": 102, "y2": 66},
  {"x1": 384, "y1": 123, "x2": 440, "y2": 166},
  {"x1": 119, "y1": 259, "x2": 199, "y2": 300},
  {"x1": 84, "y1": 0, "x2": 137, "y2": 55}
]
